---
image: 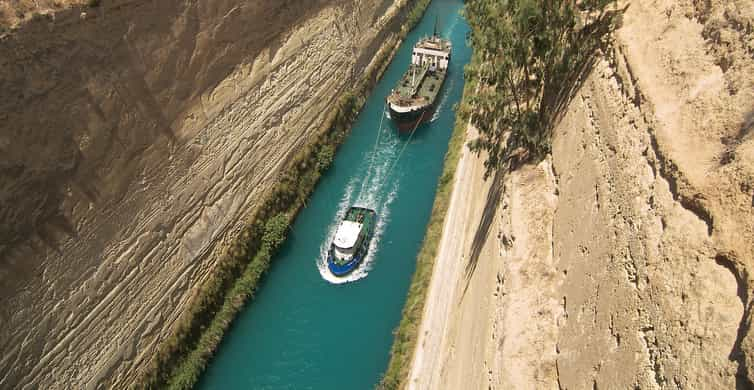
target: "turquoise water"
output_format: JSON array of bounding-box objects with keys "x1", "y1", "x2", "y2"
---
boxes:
[{"x1": 198, "y1": 1, "x2": 470, "y2": 388}]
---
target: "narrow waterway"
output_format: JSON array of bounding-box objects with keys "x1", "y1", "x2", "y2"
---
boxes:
[{"x1": 198, "y1": 1, "x2": 470, "y2": 388}]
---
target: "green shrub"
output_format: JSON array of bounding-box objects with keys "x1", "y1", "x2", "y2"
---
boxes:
[
  {"x1": 316, "y1": 145, "x2": 335, "y2": 170},
  {"x1": 462, "y1": 0, "x2": 618, "y2": 177},
  {"x1": 262, "y1": 214, "x2": 289, "y2": 250}
]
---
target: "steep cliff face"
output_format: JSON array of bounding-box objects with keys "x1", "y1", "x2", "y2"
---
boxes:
[
  {"x1": 409, "y1": 0, "x2": 754, "y2": 388},
  {"x1": 0, "y1": 0, "x2": 401, "y2": 387},
  {"x1": 545, "y1": 1, "x2": 754, "y2": 387}
]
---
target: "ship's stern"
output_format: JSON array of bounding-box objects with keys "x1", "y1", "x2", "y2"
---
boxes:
[{"x1": 388, "y1": 102, "x2": 432, "y2": 132}]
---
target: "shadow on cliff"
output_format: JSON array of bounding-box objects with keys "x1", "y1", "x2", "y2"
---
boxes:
[
  {"x1": 543, "y1": 6, "x2": 628, "y2": 140},
  {"x1": 462, "y1": 5, "x2": 627, "y2": 293},
  {"x1": 715, "y1": 253, "x2": 754, "y2": 389},
  {"x1": 463, "y1": 167, "x2": 503, "y2": 293}
]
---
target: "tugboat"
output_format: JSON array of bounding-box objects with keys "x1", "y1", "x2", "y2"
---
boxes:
[
  {"x1": 387, "y1": 22, "x2": 451, "y2": 132},
  {"x1": 327, "y1": 206, "x2": 377, "y2": 276}
]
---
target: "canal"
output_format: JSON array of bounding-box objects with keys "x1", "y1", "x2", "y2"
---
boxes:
[{"x1": 198, "y1": 0, "x2": 470, "y2": 388}]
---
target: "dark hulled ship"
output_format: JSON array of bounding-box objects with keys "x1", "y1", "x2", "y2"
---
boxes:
[{"x1": 387, "y1": 28, "x2": 451, "y2": 132}]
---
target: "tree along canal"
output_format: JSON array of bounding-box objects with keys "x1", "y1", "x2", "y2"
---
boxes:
[{"x1": 199, "y1": 0, "x2": 470, "y2": 388}]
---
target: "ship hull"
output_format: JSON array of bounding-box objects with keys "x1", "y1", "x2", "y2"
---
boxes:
[
  {"x1": 327, "y1": 207, "x2": 377, "y2": 277},
  {"x1": 388, "y1": 103, "x2": 436, "y2": 132},
  {"x1": 327, "y1": 252, "x2": 364, "y2": 276},
  {"x1": 388, "y1": 69, "x2": 447, "y2": 133}
]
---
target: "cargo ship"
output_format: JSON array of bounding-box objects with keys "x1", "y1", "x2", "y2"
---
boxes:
[
  {"x1": 387, "y1": 25, "x2": 451, "y2": 132},
  {"x1": 327, "y1": 206, "x2": 377, "y2": 276}
]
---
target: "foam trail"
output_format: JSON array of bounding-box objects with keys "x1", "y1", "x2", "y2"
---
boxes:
[
  {"x1": 318, "y1": 179, "x2": 399, "y2": 284},
  {"x1": 443, "y1": 16, "x2": 459, "y2": 39},
  {"x1": 317, "y1": 177, "x2": 358, "y2": 284},
  {"x1": 357, "y1": 140, "x2": 397, "y2": 206},
  {"x1": 317, "y1": 122, "x2": 403, "y2": 284},
  {"x1": 358, "y1": 113, "x2": 400, "y2": 198},
  {"x1": 431, "y1": 78, "x2": 453, "y2": 122},
  {"x1": 427, "y1": 19, "x2": 460, "y2": 123}
]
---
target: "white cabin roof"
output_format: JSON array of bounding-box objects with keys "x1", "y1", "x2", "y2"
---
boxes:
[{"x1": 334, "y1": 221, "x2": 362, "y2": 249}]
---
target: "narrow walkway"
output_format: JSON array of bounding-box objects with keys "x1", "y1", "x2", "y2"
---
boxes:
[{"x1": 407, "y1": 124, "x2": 500, "y2": 390}]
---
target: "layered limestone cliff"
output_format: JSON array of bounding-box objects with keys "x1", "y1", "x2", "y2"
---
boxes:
[
  {"x1": 0, "y1": 0, "x2": 403, "y2": 387},
  {"x1": 410, "y1": 0, "x2": 753, "y2": 388}
]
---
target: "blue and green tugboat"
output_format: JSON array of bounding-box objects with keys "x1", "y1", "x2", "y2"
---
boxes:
[{"x1": 327, "y1": 206, "x2": 377, "y2": 276}]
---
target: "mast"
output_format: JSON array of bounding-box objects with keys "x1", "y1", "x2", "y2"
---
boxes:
[{"x1": 433, "y1": 15, "x2": 438, "y2": 38}]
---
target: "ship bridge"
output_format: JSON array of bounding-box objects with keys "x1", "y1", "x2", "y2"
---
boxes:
[{"x1": 411, "y1": 36, "x2": 451, "y2": 71}]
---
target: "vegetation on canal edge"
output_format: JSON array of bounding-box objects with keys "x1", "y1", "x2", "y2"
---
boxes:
[
  {"x1": 136, "y1": 1, "x2": 433, "y2": 389},
  {"x1": 401, "y1": 0, "x2": 432, "y2": 37},
  {"x1": 377, "y1": 78, "x2": 473, "y2": 390},
  {"x1": 462, "y1": 0, "x2": 619, "y2": 178},
  {"x1": 380, "y1": 1, "x2": 620, "y2": 387}
]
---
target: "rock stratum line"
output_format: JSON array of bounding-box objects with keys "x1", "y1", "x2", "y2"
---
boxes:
[{"x1": 0, "y1": 0, "x2": 408, "y2": 388}]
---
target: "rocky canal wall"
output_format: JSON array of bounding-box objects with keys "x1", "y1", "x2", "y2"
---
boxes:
[{"x1": 0, "y1": 0, "x2": 406, "y2": 387}]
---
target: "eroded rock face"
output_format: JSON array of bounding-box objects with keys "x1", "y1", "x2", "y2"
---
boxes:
[
  {"x1": 0, "y1": 0, "x2": 400, "y2": 387},
  {"x1": 497, "y1": 0, "x2": 754, "y2": 387},
  {"x1": 407, "y1": 0, "x2": 754, "y2": 388}
]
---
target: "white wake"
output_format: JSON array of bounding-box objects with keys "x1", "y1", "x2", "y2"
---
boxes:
[{"x1": 317, "y1": 110, "x2": 403, "y2": 284}]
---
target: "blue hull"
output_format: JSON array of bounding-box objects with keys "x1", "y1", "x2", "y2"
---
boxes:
[
  {"x1": 327, "y1": 207, "x2": 377, "y2": 277},
  {"x1": 327, "y1": 253, "x2": 365, "y2": 276}
]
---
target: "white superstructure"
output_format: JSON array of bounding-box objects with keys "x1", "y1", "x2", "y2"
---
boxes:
[
  {"x1": 411, "y1": 36, "x2": 451, "y2": 71},
  {"x1": 334, "y1": 220, "x2": 362, "y2": 249},
  {"x1": 385, "y1": 26, "x2": 452, "y2": 130}
]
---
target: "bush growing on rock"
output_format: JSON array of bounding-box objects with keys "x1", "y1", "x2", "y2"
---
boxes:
[
  {"x1": 316, "y1": 145, "x2": 335, "y2": 170},
  {"x1": 262, "y1": 214, "x2": 288, "y2": 251},
  {"x1": 462, "y1": 0, "x2": 619, "y2": 177}
]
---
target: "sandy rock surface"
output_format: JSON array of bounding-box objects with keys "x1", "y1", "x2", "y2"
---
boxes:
[
  {"x1": 409, "y1": 0, "x2": 753, "y2": 388},
  {"x1": 0, "y1": 0, "x2": 402, "y2": 388},
  {"x1": 0, "y1": 0, "x2": 90, "y2": 32}
]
